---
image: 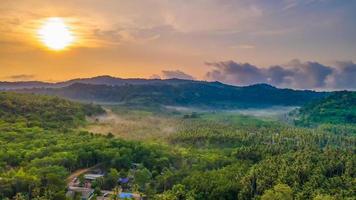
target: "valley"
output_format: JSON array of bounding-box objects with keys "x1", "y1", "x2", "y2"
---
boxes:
[
  {"x1": 0, "y1": 83, "x2": 355, "y2": 200},
  {"x1": 83, "y1": 105, "x2": 295, "y2": 142},
  {"x1": 2, "y1": 1, "x2": 356, "y2": 199}
]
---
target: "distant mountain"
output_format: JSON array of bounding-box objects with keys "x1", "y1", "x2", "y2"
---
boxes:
[
  {"x1": 0, "y1": 81, "x2": 53, "y2": 90},
  {"x1": 0, "y1": 76, "x2": 198, "y2": 90},
  {"x1": 59, "y1": 75, "x2": 194, "y2": 86},
  {"x1": 12, "y1": 76, "x2": 330, "y2": 108},
  {"x1": 294, "y1": 91, "x2": 356, "y2": 125}
]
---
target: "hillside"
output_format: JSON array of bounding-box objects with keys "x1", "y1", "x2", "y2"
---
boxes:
[
  {"x1": 0, "y1": 92, "x2": 175, "y2": 199},
  {"x1": 12, "y1": 77, "x2": 329, "y2": 108},
  {"x1": 0, "y1": 92, "x2": 104, "y2": 129},
  {"x1": 294, "y1": 91, "x2": 356, "y2": 126}
]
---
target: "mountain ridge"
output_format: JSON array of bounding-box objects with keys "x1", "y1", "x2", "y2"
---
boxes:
[
  {"x1": 9, "y1": 76, "x2": 330, "y2": 108},
  {"x1": 1, "y1": 75, "x2": 216, "y2": 89},
  {"x1": 0, "y1": 75, "x2": 333, "y2": 92}
]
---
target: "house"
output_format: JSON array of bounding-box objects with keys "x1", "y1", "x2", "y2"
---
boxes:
[
  {"x1": 118, "y1": 177, "x2": 131, "y2": 190},
  {"x1": 119, "y1": 177, "x2": 130, "y2": 184},
  {"x1": 66, "y1": 187, "x2": 94, "y2": 200},
  {"x1": 84, "y1": 174, "x2": 104, "y2": 181}
]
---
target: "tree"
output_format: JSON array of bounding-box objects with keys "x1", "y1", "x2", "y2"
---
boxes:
[
  {"x1": 94, "y1": 187, "x2": 102, "y2": 196},
  {"x1": 92, "y1": 177, "x2": 104, "y2": 190},
  {"x1": 78, "y1": 174, "x2": 85, "y2": 187},
  {"x1": 13, "y1": 193, "x2": 26, "y2": 200},
  {"x1": 104, "y1": 168, "x2": 120, "y2": 190},
  {"x1": 110, "y1": 186, "x2": 122, "y2": 200},
  {"x1": 313, "y1": 194, "x2": 336, "y2": 200},
  {"x1": 134, "y1": 167, "x2": 152, "y2": 191},
  {"x1": 154, "y1": 184, "x2": 195, "y2": 200},
  {"x1": 261, "y1": 184, "x2": 293, "y2": 200}
]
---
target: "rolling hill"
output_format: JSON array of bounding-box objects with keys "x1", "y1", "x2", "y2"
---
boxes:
[
  {"x1": 0, "y1": 92, "x2": 104, "y2": 129},
  {"x1": 294, "y1": 91, "x2": 356, "y2": 125},
  {"x1": 7, "y1": 76, "x2": 330, "y2": 108}
]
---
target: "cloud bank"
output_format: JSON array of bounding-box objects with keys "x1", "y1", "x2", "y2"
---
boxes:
[
  {"x1": 205, "y1": 60, "x2": 356, "y2": 90},
  {"x1": 4, "y1": 74, "x2": 36, "y2": 81},
  {"x1": 161, "y1": 70, "x2": 195, "y2": 80}
]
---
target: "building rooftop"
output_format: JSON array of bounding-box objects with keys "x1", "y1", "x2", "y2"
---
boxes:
[
  {"x1": 118, "y1": 177, "x2": 130, "y2": 184},
  {"x1": 84, "y1": 174, "x2": 104, "y2": 180},
  {"x1": 67, "y1": 187, "x2": 94, "y2": 200}
]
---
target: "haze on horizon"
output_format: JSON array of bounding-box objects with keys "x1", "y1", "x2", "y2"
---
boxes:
[{"x1": 1, "y1": 0, "x2": 355, "y2": 90}]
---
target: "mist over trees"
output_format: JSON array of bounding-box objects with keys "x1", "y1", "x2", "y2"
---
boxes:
[{"x1": 0, "y1": 92, "x2": 355, "y2": 199}]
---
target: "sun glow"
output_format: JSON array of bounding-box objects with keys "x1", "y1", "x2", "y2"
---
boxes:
[{"x1": 37, "y1": 17, "x2": 75, "y2": 51}]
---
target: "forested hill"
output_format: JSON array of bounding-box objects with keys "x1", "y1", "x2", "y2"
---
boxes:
[
  {"x1": 16, "y1": 81, "x2": 328, "y2": 108},
  {"x1": 0, "y1": 92, "x2": 177, "y2": 199},
  {"x1": 295, "y1": 91, "x2": 356, "y2": 126},
  {"x1": 0, "y1": 92, "x2": 104, "y2": 129}
]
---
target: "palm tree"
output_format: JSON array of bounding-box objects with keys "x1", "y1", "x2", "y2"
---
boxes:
[{"x1": 110, "y1": 186, "x2": 122, "y2": 200}]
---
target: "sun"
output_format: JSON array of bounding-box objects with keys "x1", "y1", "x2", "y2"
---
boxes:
[{"x1": 37, "y1": 17, "x2": 75, "y2": 51}]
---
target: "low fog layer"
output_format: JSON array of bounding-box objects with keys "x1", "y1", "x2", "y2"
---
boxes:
[{"x1": 165, "y1": 106, "x2": 297, "y2": 117}]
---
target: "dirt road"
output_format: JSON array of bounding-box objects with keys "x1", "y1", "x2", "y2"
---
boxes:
[{"x1": 66, "y1": 163, "x2": 102, "y2": 185}]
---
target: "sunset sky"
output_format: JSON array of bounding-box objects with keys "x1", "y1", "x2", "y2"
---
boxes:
[{"x1": 1, "y1": 0, "x2": 355, "y2": 89}]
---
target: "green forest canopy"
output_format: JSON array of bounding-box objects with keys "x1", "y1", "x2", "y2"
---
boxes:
[
  {"x1": 295, "y1": 91, "x2": 356, "y2": 126},
  {"x1": 0, "y1": 92, "x2": 355, "y2": 200}
]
